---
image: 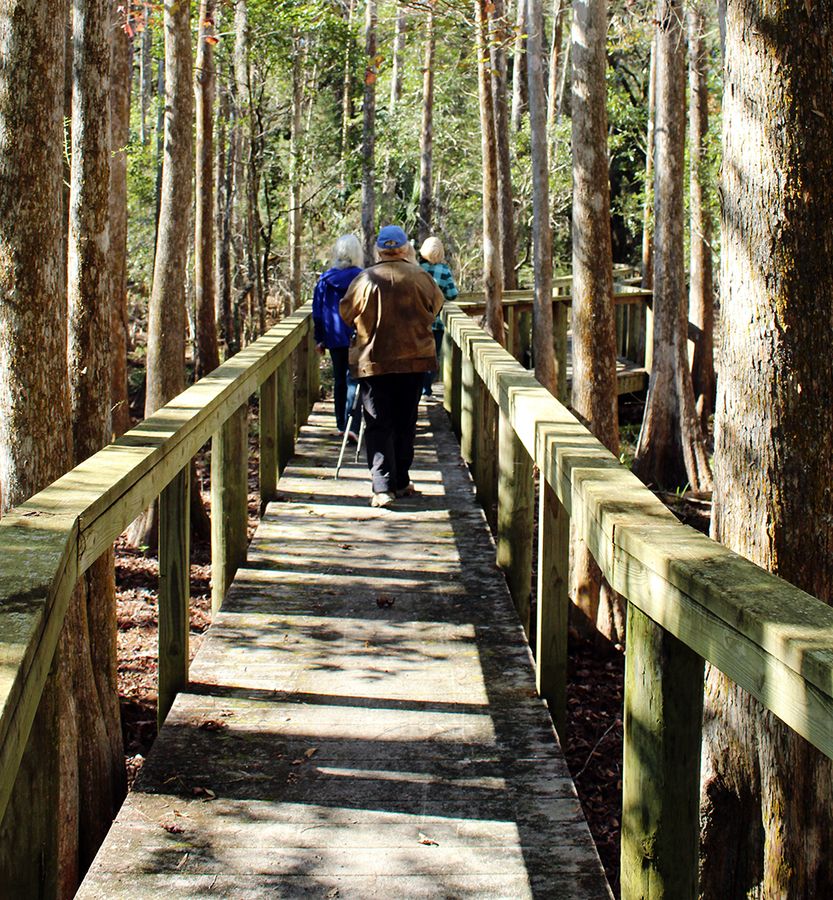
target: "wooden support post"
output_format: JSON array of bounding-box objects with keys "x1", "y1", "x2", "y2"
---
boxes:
[
  {"x1": 621, "y1": 606, "x2": 704, "y2": 900},
  {"x1": 451, "y1": 338, "x2": 462, "y2": 439},
  {"x1": 507, "y1": 305, "x2": 519, "y2": 361},
  {"x1": 536, "y1": 479, "x2": 569, "y2": 737},
  {"x1": 460, "y1": 339, "x2": 476, "y2": 465},
  {"x1": 518, "y1": 310, "x2": 532, "y2": 367},
  {"x1": 259, "y1": 371, "x2": 278, "y2": 510},
  {"x1": 497, "y1": 408, "x2": 534, "y2": 635},
  {"x1": 628, "y1": 298, "x2": 647, "y2": 366},
  {"x1": 211, "y1": 404, "x2": 248, "y2": 613},
  {"x1": 158, "y1": 465, "x2": 190, "y2": 727},
  {"x1": 294, "y1": 338, "x2": 310, "y2": 434},
  {"x1": 308, "y1": 327, "x2": 319, "y2": 417},
  {"x1": 615, "y1": 304, "x2": 625, "y2": 358},
  {"x1": 442, "y1": 328, "x2": 454, "y2": 414},
  {"x1": 277, "y1": 357, "x2": 295, "y2": 475},
  {"x1": 644, "y1": 298, "x2": 654, "y2": 373},
  {"x1": 473, "y1": 376, "x2": 498, "y2": 531},
  {"x1": 553, "y1": 300, "x2": 568, "y2": 403}
]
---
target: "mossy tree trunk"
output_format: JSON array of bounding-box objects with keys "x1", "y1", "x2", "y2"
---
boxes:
[{"x1": 701, "y1": 0, "x2": 833, "y2": 894}]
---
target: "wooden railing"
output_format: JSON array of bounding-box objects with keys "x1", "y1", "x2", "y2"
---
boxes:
[
  {"x1": 442, "y1": 301, "x2": 833, "y2": 899},
  {"x1": 0, "y1": 303, "x2": 318, "y2": 828}
]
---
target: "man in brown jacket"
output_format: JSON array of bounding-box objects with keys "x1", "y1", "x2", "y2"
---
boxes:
[{"x1": 340, "y1": 225, "x2": 444, "y2": 507}]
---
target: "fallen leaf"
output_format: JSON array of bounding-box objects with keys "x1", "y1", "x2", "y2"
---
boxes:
[
  {"x1": 198, "y1": 719, "x2": 227, "y2": 732},
  {"x1": 161, "y1": 821, "x2": 184, "y2": 834},
  {"x1": 376, "y1": 594, "x2": 395, "y2": 608},
  {"x1": 418, "y1": 832, "x2": 439, "y2": 846},
  {"x1": 191, "y1": 786, "x2": 216, "y2": 800},
  {"x1": 326, "y1": 888, "x2": 340, "y2": 899},
  {"x1": 304, "y1": 747, "x2": 318, "y2": 759}
]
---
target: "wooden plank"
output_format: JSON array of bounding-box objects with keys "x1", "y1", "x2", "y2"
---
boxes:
[
  {"x1": 441, "y1": 328, "x2": 454, "y2": 415},
  {"x1": 307, "y1": 326, "x2": 319, "y2": 418},
  {"x1": 450, "y1": 338, "x2": 462, "y2": 439},
  {"x1": 158, "y1": 466, "x2": 190, "y2": 727},
  {"x1": 211, "y1": 405, "x2": 248, "y2": 613},
  {"x1": 536, "y1": 480, "x2": 569, "y2": 737},
  {"x1": 473, "y1": 375, "x2": 498, "y2": 532},
  {"x1": 621, "y1": 605, "x2": 703, "y2": 900},
  {"x1": 460, "y1": 334, "x2": 477, "y2": 465},
  {"x1": 294, "y1": 333, "x2": 310, "y2": 436},
  {"x1": 259, "y1": 371, "x2": 278, "y2": 508}
]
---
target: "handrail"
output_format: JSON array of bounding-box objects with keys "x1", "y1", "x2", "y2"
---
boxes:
[
  {"x1": 0, "y1": 303, "x2": 315, "y2": 826},
  {"x1": 441, "y1": 301, "x2": 833, "y2": 897}
]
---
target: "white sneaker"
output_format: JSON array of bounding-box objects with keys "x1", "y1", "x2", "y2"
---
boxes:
[{"x1": 370, "y1": 491, "x2": 396, "y2": 508}]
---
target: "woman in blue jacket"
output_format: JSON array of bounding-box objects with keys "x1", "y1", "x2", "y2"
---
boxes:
[{"x1": 313, "y1": 234, "x2": 363, "y2": 437}]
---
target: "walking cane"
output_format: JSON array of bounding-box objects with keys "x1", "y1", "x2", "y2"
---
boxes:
[{"x1": 335, "y1": 386, "x2": 364, "y2": 478}]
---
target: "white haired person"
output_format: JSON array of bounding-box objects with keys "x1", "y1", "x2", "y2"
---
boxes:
[
  {"x1": 339, "y1": 225, "x2": 444, "y2": 507},
  {"x1": 312, "y1": 234, "x2": 363, "y2": 438},
  {"x1": 418, "y1": 236, "x2": 458, "y2": 396}
]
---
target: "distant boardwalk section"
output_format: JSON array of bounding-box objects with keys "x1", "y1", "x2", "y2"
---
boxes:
[{"x1": 79, "y1": 395, "x2": 611, "y2": 899}]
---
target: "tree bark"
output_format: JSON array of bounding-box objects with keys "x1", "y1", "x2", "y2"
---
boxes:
[
  {"x1": 701, "y1": 0, "x2": 833, "y2": 893},
  {"x1": 633, "y1": 0, "x2": 711, "y2": 493},
  {"x1": 140, "y1": 3, "x2": 152, "y2": 145},
  {"x1": 288, "y1": 30, "x2": 305, "y2": 310},
  {"x1": 340, "y1": 0, "x2": 356, "y2": 190},
  {"x1": 687, "y1": 4, "x2": 715, "y2": 435},
  {"x1": 110, "y1": 11, "x2": 132, "y2": 438},
  {"x1": 641, "y1": 33, "x2": 656, "y2": 291},
  {"x1": 417, "y1": 6, "x2": 435, "y2": 244},
  {"x1": 195, "y1": 0, "x2": 220, "y2": 379},
  {"x1": 476, "y1": 0, "x2": 505, "y2": 343},
  {"x1": 570, "y1": 0, "x2": 620, "y2": 637},
  {"x1": 510, "y1": 0, "x2": 528, "y2": 130},
  {"x1": 546, "y1": 0, "x2": 566, "y2": 131},
  {"x1": 390, "y1": 3, "x2": 406, "y2": 114},
  {"x1": 361, "y1": 0, "x2": 377, "y2": 265},
  {"x1": 0, "y1": 1, "x2": 71, "y2": 893},
  {"x1": 216, "y1": 74, "x2": 235, "y2": 356},
  {"x1": 527, "y1": 0, "x2": 556, "y2": 396}
]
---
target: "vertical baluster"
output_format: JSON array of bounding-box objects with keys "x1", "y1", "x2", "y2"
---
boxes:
[
  {"x1": 277, "y1": 356, "x2": 295, "y2": 475},
  {"x1": 158, "y1": 465, "x2": 190, "y2": 726},
  {"x1": 259, "y1": 371, "x2": 278, "y2": 509}
]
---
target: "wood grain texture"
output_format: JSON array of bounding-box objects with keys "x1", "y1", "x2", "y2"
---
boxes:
[{"x1": 78, "y1": 394, "x2": 610, "y2": 899}]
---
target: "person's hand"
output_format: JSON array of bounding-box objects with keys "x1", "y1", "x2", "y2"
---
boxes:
[{"x1": 315, "y1": 343, "x2": 326, "y2": 356}]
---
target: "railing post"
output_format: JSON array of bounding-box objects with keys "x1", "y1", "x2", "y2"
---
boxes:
[
  {"x1": 628, "y1": 298, "x2": 647, "y2": 367},
  {"x1": 211, "y1": 403, "x2": 248, "y2": 613},
  {"x1": 518, "y1": 309, "x2": 532, "y2": 366},
  {"x1": 277, "y1": 357, "x2": 295, "y2": 475},
  {"x1": 451, "y1": 338, "x2": 462, "y2": 439},
  {"x1": 259, "y1": 371, "x2": 278, "y2": 509},
  {"x1": 507, "y1": 305, "x2": 519, "y2": 361},
  {"x1": 615, "y1": 302, "x2": 626, "y2": 357},
  {"x1": 553, "y1": 299, "x2": 568, "y2": 403},
  {"x1": 308, "y1": 326, "x2": 319, "y2": 416},
  {"x1": 473, "y1": 374, "x2": 498, "y2": 531},
  {"x1": 294, "y1": 335, "x2": 310, "y2": 434},
  {"x1": 621, "y1": 606, "x2": 704, "y2": 899},
  {"x1": 460, "y1": 335, "x2": 476, "y2": 465},
  {"x1": 158, "y1": 465, "x2": 190, "y2": 726},
  {"x1": 536, "y1": 479, "x2": 569, "y2": 737},
  {"x1": 497, "y1": 407, "x2": 534, "y2": 635},
  {"x1": 442, "y1": 327, "x2": 454, "y2": 415}
]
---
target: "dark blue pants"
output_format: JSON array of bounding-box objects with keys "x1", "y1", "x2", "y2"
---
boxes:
[
  {"x1": 329, "y1": 347, "x2": 360, "y2": 433},
  {"x1": 360, "y1": 372, "x2": 424, "y2": 494}
]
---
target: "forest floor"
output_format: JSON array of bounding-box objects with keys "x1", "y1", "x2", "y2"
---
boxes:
[{"x1": 113, "y1": 384, "x2": 710, "y2": 897}]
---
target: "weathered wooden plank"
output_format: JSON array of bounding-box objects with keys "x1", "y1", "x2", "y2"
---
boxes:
[
  {"x1": 258, "y1": 372, "x2": 278, "y2": 508},
  {"x1": 211, "y1": 405, "x2": 249, "y2": 613},
  {"x1": 158, "y1": 466, "x2": 190, "y2": 727},
  {"x1": 621, "y1": 605, "x2": 703, "y2": 900}
]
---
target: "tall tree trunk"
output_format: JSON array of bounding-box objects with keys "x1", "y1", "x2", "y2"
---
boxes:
[
  {"x1": 701, "y1": 0, "x2": 833, "y2": 894},
  {"x1": 527, "y1": 0, "x2": 557, "y2": 395},
  {"x1": 687, "y1": 4, "x2": 715, "y2": 435},
  {"x1": 288, "y1": 30, "x2": 305, "y2": 310},
  {"x1": 390, "y1": 2, "x2": 406, "y2": 113},
  {"x1": 417, "y1": 6, "x2": 435, "y2": 244},
  {"x1": 140, "y1": 3, "x2": 152, "y2": 145},
  {"x1": 570, "y1": 0, "x2": 621, "y2": 638},
  {"x1": 633, "y1": 0, "x2": 711, "y2": 492},
  {"x1": 641, "y1": 33, "x2": 656, "y2": 290},
  {"x1": 110, "y1": 11, "x2": 132, "y2": 438},
  {"x1": 361, "y1": 0, "x2": 377, "y2": 265},
  {"x1": 492, "y1": 0, "x2": 517, "y2": 290},
  {"x1": 216, "y1": 76, "x2": 234, "y2": 357},
  {"x1": 510, "y1": 0, "x2": 528, "y2": 130},
  {"x1": 67, "y1": 9, "x2": 126, "y2": 881},
  {"x1": 195, "y1": 0, "x2": 220, "y2": 379},
  {"x1": 154, "y1": 53, "x2": 165, "y2": 254},
  {"x1": 340, "y1": 0, "x2": 356, "y2": 190},
  {"x1": 546, "y1": 0, "x2": 566, "y2": 131},
  {"x1": 0, "y1": 1, "x2": 71, "y2": 893}
]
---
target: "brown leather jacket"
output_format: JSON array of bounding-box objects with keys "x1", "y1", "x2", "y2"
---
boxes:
[{"x1": 339, "y1": 259, "x2": 444, "y2": 378}]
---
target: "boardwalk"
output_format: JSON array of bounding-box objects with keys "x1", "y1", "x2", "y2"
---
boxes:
[{"x1": 79, "y1": 391, "x2": 611, "y2": 899}]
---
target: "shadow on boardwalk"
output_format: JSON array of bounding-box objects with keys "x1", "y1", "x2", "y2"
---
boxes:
[{"x1": 79, "y1": 395, "x2": 611, "y2": 899}]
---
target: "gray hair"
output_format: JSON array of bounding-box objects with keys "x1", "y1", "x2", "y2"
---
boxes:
[{"x1": 331, "y1": 234, "x2": 363, "y2": 269}]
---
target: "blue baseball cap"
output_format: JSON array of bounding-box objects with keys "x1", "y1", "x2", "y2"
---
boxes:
[{"x1": 376, "y1": 225, "x2": 408, "y2": 249}]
